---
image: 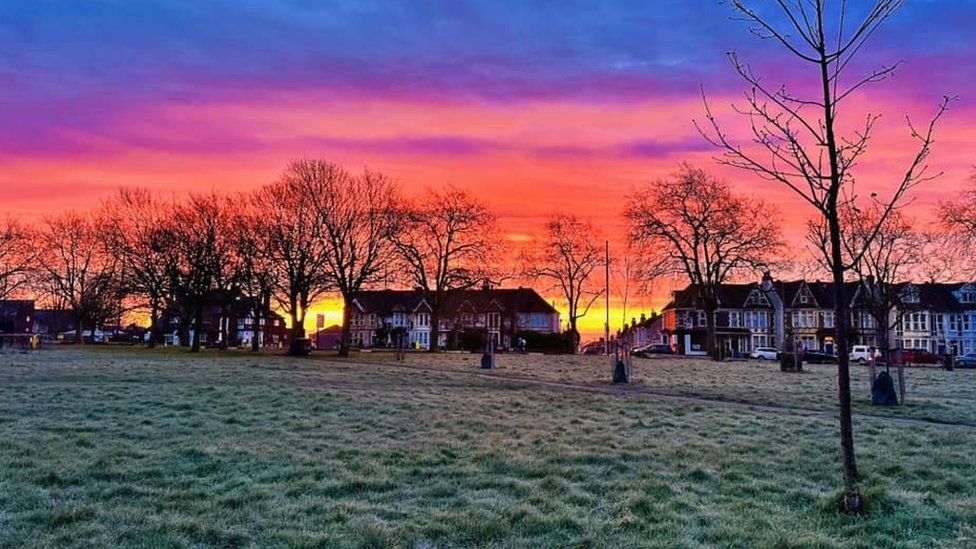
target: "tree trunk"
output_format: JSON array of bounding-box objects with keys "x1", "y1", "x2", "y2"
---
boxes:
[
  {"x1": 428, "y1": 307, "x2": 440, "y2": 353},
  {"x1": 704, "y1": 302, "x2": 718, "y2": 361},
  {"x1": 147, "y1": 304, "x2": 159, "y2": 349},
  {"x1": 289, "y1": 297, "x2": 305, "y2": 341},
  {"x1": 569, "y1": 317, "x2": 580, "y2": 355},
  {"x1": 821, "y1": 47, "x2": 861, "y2": 513},
  {"x1": 250, "y1": 306, "x2": 261, "y2": 352},
  {"x1": 339, "y1": 295, "x2": 353, "y2": 357},
  {"x1": 190, "y1": 310, "x2": 202, "y2": 353},
  {"x1": 75, "y1": 317, "x2": 84, "y2": 345}
]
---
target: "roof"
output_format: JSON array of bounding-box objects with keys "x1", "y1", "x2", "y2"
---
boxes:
[
  {"x1": 908, "y1": 282, "x2": 970, "y2": 313},
  {"x1": 663, "y1": 278, "x2": 976, "y2": 313},
  {"x1": 663, "y1": 283, "x2": 770, "y2": 310},
  {"x1": 352, "y1": 288, "x2": 558, "y2": 316}
]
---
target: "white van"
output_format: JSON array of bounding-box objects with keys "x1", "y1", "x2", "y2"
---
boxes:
[{"x1": 851, "y1": 345, "x2": 874, "y2": 364}]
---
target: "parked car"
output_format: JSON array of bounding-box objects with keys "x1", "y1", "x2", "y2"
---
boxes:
[
  {"x1": 955, "y1": 353, "x2": 976, "y2": 368},
  {"x1": 580, "y1": 342, "x2": 605, "y2": 355},
  {"x1": 750, "y1": 347, "x2": 779, "y2": 360},
  {"x1": 896, "y1": 348, "x2": 943, "y2": 365},
  {"x1": 802, "y1": 349, "x2": 838, "y2": 364},
  {"x1": 850, "y1": 345, "x2": 880, "y2": 364},
  {"x1": 632, "y1": 343, "x2": 673, "y2": 357}
]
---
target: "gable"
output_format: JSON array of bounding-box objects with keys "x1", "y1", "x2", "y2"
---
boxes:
[
  {"x1": 957, "y1": 284, "x2": 976, "y2": 305},
  {"x1": 792, "y1": 283, "x2": 818, "y2": 307},
  {"x1": 744, "y1": 288, "x2": 771, "y2": 308}
]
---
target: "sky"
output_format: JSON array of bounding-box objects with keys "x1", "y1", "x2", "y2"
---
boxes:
[{"x1": 2, "y1": 1, "x2": 974, "y2": 337}]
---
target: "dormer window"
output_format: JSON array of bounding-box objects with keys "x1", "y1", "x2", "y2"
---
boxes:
[
  {"x1": 903, "y1": 291, "x2": 920, "y2": 304},
  {"x1": 961, "y1": 291, "x2": 976, "y2": 304}
]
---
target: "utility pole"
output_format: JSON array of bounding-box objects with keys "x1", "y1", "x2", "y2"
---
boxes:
[{"x1": 605, "y1": 240, "x2": 610, "y2": 356}]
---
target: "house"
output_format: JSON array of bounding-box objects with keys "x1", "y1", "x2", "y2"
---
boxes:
[
  {"x1": 661, "y1": 282, "x2": 777, "y2": 356},
  {"x1": 313, "y1": 324, "x2": 343, "y2": 350},
  {"x1": 893, "y1": 282, "x2": 976, "y2": 355},
  {"x1": 161, "y1": 292, "x2": 287, "y2": 348},
  {"x1": 347, "y1": 287, "x2": 561, "y2": 351},
  {"x1": 619, "y1": 313, "x2": 665, "y2": 348},
  {"x1": 660, "y1": 274, "x2": 976, "y2": 357},
  {"x1": 32, "y1": 309, "x2": 75, "y2": 337},
  {"x1": 0, "y1": 300, "x2": 34, "y2": 333}
]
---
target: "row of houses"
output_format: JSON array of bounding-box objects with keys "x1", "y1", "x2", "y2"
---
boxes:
[
  {"x1": 348, "y1": 286, "x2": 561, "y2": 350},
  {"x1": 0, "y1": 295, "x2": 289, "y2": 348},
  {"x1": 0, "y1": 285, "x2": 561, "y2": 351},
  {"x1": 621, "y1": 274, "x2": 976, "y2": 357}
]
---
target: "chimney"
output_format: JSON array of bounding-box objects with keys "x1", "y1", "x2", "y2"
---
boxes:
[
  {"x1": 640, "y1": 313, "x2": 647, "y2": 323},
  {"x1": 631, "y1": 317, "x2": 636, "y2": 327}
]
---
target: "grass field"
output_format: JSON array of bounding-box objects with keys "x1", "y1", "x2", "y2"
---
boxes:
[{"x1": 1, "y1": 347, "x2": 974, "y2": 548}]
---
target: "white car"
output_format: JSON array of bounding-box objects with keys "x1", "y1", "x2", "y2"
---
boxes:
[
  {"x1": 850, "y1": 345, "x2": 879, "y2": 364},
  {"x1": 750, "y1": 347, "x2": 779, "y2": 360}
]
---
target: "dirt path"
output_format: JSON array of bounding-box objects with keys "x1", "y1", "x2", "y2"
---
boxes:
[{"x1": 314, "y1": 356, "x2": 976, "y2": 431}]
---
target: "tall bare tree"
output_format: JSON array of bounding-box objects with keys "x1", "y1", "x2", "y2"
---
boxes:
[
  {"x1": 259, "y1": 160, "x2": 334, "y2": 352},
  {"x1": 167, "y1": 193, "x2": 239, "y2": 353},
  {"x1": 309, "y1": 165, "x2": 401, "y2": 357},
  {"x1": 34, "y1": 212, "x2": 123, "y2": 344},
  {"x1": 231, "y1": 196, "x2": 277, "y2": 352},
  {"x1": 813, "y1": 204, "x2": 923, "y2": 402},
  {"x1": 391, "y1": 186, "x2": 497, "y2": 352},
  {"x1": 0, "y1": 218, "x2": 32, "y2": 301},
  {"x1": 101, "y1": 188, "x2": 174, "y2": 347},
  {"x1": 696, "y1": 1, "x2": 950, "y2": 512},
  {"x1": 937, "y1": 173, "x2": 976, "y2": 277},
  {"x1": 626, "y1": 165, "x2": 782, "y2": 360},
  {"x1": 526, "y1": 214, "x2": 604, "y2": 353}
]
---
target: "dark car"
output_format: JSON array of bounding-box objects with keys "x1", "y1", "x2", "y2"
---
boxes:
[
  {"x1": 580, "y1": 342, "x2": 605, "y2": 356},
  {"x1": 632, "y1": 343, "x2": 673, "y2": 357},
  {"x1": 801, "y1": 349, "x2": 838, "y2": 364},
  {"x1": 897, "y1": 349, "x2": 943, "y2": 365},
  {"x1": 955, "y1": 353, "x2": 976, "y2": 368}
]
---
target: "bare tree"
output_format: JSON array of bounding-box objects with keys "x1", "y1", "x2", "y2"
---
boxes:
[
  {"x1": 230, "y1": 196, "x2": 277, "y2": 352},
  {"x1": 101, "y1": 188, "x2": 174, "y2": 348},
  {"x1": 259, "y1": 160, "x2": 334, "y2": 352},
  {"x1": 626, "y1": 165, "x2": 782, "y2": 360},
  {"x1": 937, "y1": 173, "x2": 976, "y2": 277},
  {"x1": 525, "y1": 214, "x2": 604, "y2": 354},
  {"x1": 813, "y1": 205, "x2": 923, "y2": 402},
  {"x1": 167, "y1": 193, "x2": 239, "y2": 353},
  {"x1": 391, "y1": 186, "x2": 497, "y2": 352},
  {"x1": 34, "y1": 212, "x2": 123, "y2": 344},
  {"x1": 696, "y1": 1, "x2": 950, "y2": 512},
  {"x1": 0, "y1": 218, "x2": 32, "y2": 301},
  {"x1": 309, "y1": 165, "x2": 401, "y2": 357}
]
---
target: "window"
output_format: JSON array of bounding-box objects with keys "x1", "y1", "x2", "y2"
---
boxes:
[
  {"x1": 487, "y1": 313, "x2": 500, "y2": 330},
  {"x1": 903, "y1": 312, "x2": 928, "y2": 332},
  {"x1": 902, "y1": 286, "x2": 920, "y2": 304},
  {"x1": 799, "y1": 293, "x2": 809, "y2": 304},
  {"x1": 745, "y1": 290, "x2": 770, "y2": 307},
  {"x1": 791, "y1": 310, "x2": 816, "y2": 328},
  {"x1": 961, "y1": 289, "x2": 976, "y2": 303},
  {"x1": 697, "y1": 311, "x2": 706, "y2": 327},
  {"x1": 729, "y1": 311, "x2": 741, "y2": 328},
  {"x1": 416, "y1": 313, "x2": 430, "y2": 327},
  {"x1": 950, "y1": 314, "x2": 962, "y2": 333},
  {"x1": 744, "y1": 310, "x2": 768, "y2": 328},
  {"x1": 823, "y1": 312, "x2": 835, "y2": 329}
]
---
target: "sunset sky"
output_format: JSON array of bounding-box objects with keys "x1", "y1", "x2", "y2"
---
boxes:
[{"x1": 2, "y1": 1, "x2": 974, "y2": 336}]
